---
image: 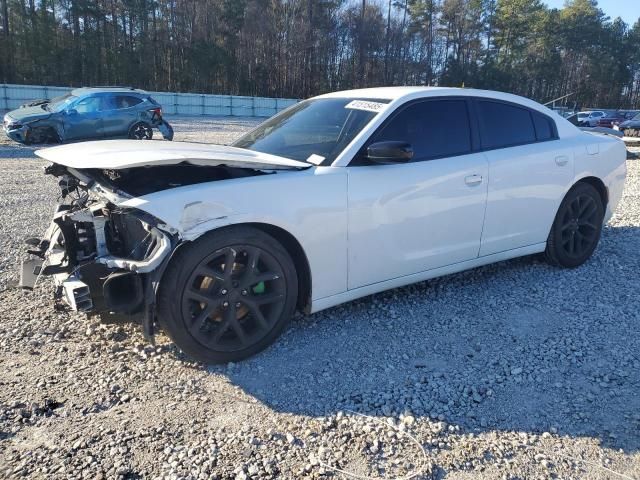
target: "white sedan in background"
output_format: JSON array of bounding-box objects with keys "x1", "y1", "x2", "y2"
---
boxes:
[
  {"x1": 25, "y1": 87, "x2": 627, "y2": 363},
  {"x1": 578, "y1": 110, "x2": 607, "y2": 127}
]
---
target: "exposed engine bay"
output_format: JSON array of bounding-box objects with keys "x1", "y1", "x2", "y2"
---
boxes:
[
  {"x1": 20, "y1": 162, "x2": 268, "y2": 340},
  {"x1": 93, "y1": 164, "x2": 265, "y2": 196}
]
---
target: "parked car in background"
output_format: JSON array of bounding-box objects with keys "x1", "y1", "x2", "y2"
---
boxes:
[
  {"x1": 22, "y1": 87, "x2": 627, "y2": 363},
  {"x1": 3, "y1": 87, "x2": 173, "y2": 144},
  {"x1": 615, "y1": 112, "x2": 640, "y2": 137},
  {"x1": 596, "y1": 111, "x2": 636, "y2": 129},
  {"x1": 566, "y1": 113, "x2": 580, "y2": 126},
  {"x1": 578, "y1": 110, "x2": 606, "y2": 127}
]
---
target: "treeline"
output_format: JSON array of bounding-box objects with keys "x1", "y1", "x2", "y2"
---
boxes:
[{"x1": 1, "y1": 0, "x2": 640, "y2": 108}]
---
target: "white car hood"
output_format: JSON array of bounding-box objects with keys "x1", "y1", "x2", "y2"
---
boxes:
[{"x1": 35, "y1": 140, "x2": 310, "y2": 170}]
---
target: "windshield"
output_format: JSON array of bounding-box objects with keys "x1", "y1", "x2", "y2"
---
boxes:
[
  {"x1": 233, "y1": 98, "x2": 389, "y2": 164},
  {"x1": 47, "y1": 93, "x2": 77, "y2": 112}
]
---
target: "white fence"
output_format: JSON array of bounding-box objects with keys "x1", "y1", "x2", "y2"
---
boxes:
[{"x1": 0, "y1": 84, "x2": 299, "y2": 117}]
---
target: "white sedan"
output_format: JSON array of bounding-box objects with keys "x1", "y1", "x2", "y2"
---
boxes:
[
  {"x1": 578, "y1": 110, "x2": 606, "y2": 127},
  {"x1": 25, "y1": 87, "x2": 627, "y2": 363}
]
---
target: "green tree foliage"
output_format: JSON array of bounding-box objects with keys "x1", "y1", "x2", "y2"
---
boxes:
[{"x1": 0, "y1": 0, "x2": 638, "y2": 107}]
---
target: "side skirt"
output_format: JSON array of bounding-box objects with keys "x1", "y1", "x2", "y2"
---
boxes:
[{"x1": 309, "y1": 242, "x2": 547, "y2": 314}]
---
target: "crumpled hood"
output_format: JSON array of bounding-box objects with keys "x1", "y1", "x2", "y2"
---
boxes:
[
  {"x1": 7, "y1": 105, "x2": 52, "y2": 123},
  {"x1": 35, "y1": 140, "x2": 311, "y2": 170}
]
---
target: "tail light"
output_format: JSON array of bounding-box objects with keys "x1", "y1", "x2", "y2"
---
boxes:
[{"x1": 149, "y1": 107, "x2": 162, "y2": 118}]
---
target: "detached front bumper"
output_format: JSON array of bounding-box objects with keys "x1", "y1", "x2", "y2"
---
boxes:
[{"x1": 21, "y1": 203, "x2": 175, "y2": 320}]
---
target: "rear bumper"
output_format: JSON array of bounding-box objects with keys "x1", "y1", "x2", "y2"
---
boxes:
[{"x1": 604, "y1": 147, "x2": 628, "y2": 223}]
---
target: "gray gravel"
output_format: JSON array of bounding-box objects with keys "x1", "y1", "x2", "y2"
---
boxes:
[{"x1": 0, "y1": 116, "x2": 639, "y2": 479}]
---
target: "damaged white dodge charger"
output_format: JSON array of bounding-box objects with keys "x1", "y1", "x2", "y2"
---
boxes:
[{"x1": 23, "y1": 87, "x2": 627, "y2": 363}]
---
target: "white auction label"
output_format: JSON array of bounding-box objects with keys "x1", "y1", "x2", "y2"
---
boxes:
[
  {"x1": 345, "y1": 100, "x2": 386, "y2": 113},
  {"x1": 306, "y1": 154, "x2": 325, "y2": 165}
]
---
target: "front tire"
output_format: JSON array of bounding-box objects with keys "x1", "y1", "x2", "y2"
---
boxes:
[
  {"x1": 26, "y1": 126, "x2": 60, "y2": 144},
  {"x1": 545, "y1": 182, "x2": 604, "y2": 268},
  {"x1": 157, "y1": 226, "x2": 298, "y2": 363}
]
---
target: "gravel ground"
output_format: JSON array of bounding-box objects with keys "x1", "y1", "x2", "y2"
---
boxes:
[{"x1": 0, "y1": 116, "x2": 639, "y2": 480}]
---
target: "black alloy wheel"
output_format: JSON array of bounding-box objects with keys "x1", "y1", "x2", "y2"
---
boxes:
[
  {"x1": 158, "y1": 226, "x2": 298, "y2": 363},
  {"x1": 545, "y1": 182, "x2": 604, "y2": 268},
  {"x1": 129, "y1": 122, "x2": 153, "y2": 140},
  {"x1": 182, "y1": 245, "x2": 286, "y2": 352}
]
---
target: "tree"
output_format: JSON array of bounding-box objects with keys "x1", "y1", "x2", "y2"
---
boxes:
[{"x1": 0, "y1": 0, "x2": 638, "y2": 108}]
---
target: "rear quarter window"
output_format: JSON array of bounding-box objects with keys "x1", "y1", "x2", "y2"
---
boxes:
[
  {"x1": 532, "y1": 111, "x2": 555, "y2": 141},
  {"x1": 477, "y1": 100, "x2": 536, "y2": 149}
]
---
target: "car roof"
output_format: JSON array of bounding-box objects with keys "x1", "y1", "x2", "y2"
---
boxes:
[
  {"x1": 316, "y1": 86, "x2": 450, "y2": 100},
  {"x1": 315, "y1": 86, "x2": 558, "y2": 118},
  {"x1": 71, "y1": 87, "x2": 148, "y2": 97},
  {"x1": 315, "y1": 86, "x2": 536, "y2": 102}
]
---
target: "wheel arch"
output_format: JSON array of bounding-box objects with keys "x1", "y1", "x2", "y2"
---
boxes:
[
  {"x1": 24, "y1": 120, "x2": 62, "y2": 144},
  {"x1": 168, "y1": 222, "x2": 313, "y2": 314},
  {"x1": 243, "y1": 222, "x2": 312, "y2": 313},
  {"x1": 545, "y1": 175, "x2": 609, "y2": 249},
  {"x1": 574, "y1": 175, "x2": 608, "y2": 209},
  {"x1": 51, "y1": 119, "x2": 66, "y2": 142}
]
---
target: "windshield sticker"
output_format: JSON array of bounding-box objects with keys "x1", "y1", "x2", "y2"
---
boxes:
[
  {"x1": 345, "y1": 100, "x2": 386, "y2": 113},
  {"x1": 306, "y1": 154, "x2": 325, "y2": 165}
]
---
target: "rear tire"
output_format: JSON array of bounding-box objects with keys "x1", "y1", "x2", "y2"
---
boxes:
[
  {"x1": 545, "y1": 182, "x2": 604, "y2": 268},
  {"x1": 157, "y1": 226, "x2": 298, "y2": 363},
  {"x1": 128, "y1": 122, "x2": 153, "y2": 140}
]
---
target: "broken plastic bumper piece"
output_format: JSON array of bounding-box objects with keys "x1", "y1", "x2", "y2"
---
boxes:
[
  {"x1": 61, "y1": 276, "x2": 93, "y2": 312},
  {"x1": 22, "y1": 203, "x2": 173, "y2": 315},
  {"x1": 19, "y1": 258, "x2": 43, "y2": 290}
]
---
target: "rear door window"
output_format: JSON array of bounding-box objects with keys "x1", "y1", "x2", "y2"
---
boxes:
[
  {"x1": 477, "y1": 100, "x2": 536, "y2": 149},
  {"x1": 370, "y1": 99, "x2": 472, "y2": 161},
  {"x1": 101, "y1": 96, "x2": 118, "y2": 111},
  {"x1": 115, "y1": 96, "x2": 143, "y2": 109}
]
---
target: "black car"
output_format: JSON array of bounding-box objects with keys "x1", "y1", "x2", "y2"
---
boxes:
[{"x1": 617, "y1": 112, "x2": 640, "y2": 137}]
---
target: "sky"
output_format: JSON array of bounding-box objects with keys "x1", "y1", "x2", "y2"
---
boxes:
[{"x1": 543, "y1": 0, "x2": 640, "y2": 26}]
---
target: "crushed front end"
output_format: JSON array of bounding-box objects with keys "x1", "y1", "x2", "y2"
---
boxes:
[
  {"x1": 21, "y1": 164, "x2": 177, "y2": 340},
  {"x1": 3, "y1": 113, "x2": 31, "y2": 143}
]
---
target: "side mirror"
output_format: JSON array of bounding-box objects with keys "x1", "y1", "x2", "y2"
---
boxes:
[
  {"x1": 366, "y1": 141, "x2": 413, "y2": 164},
  {"x1": 66, "y1": 108, "x2": 78, "y2": 116}
]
